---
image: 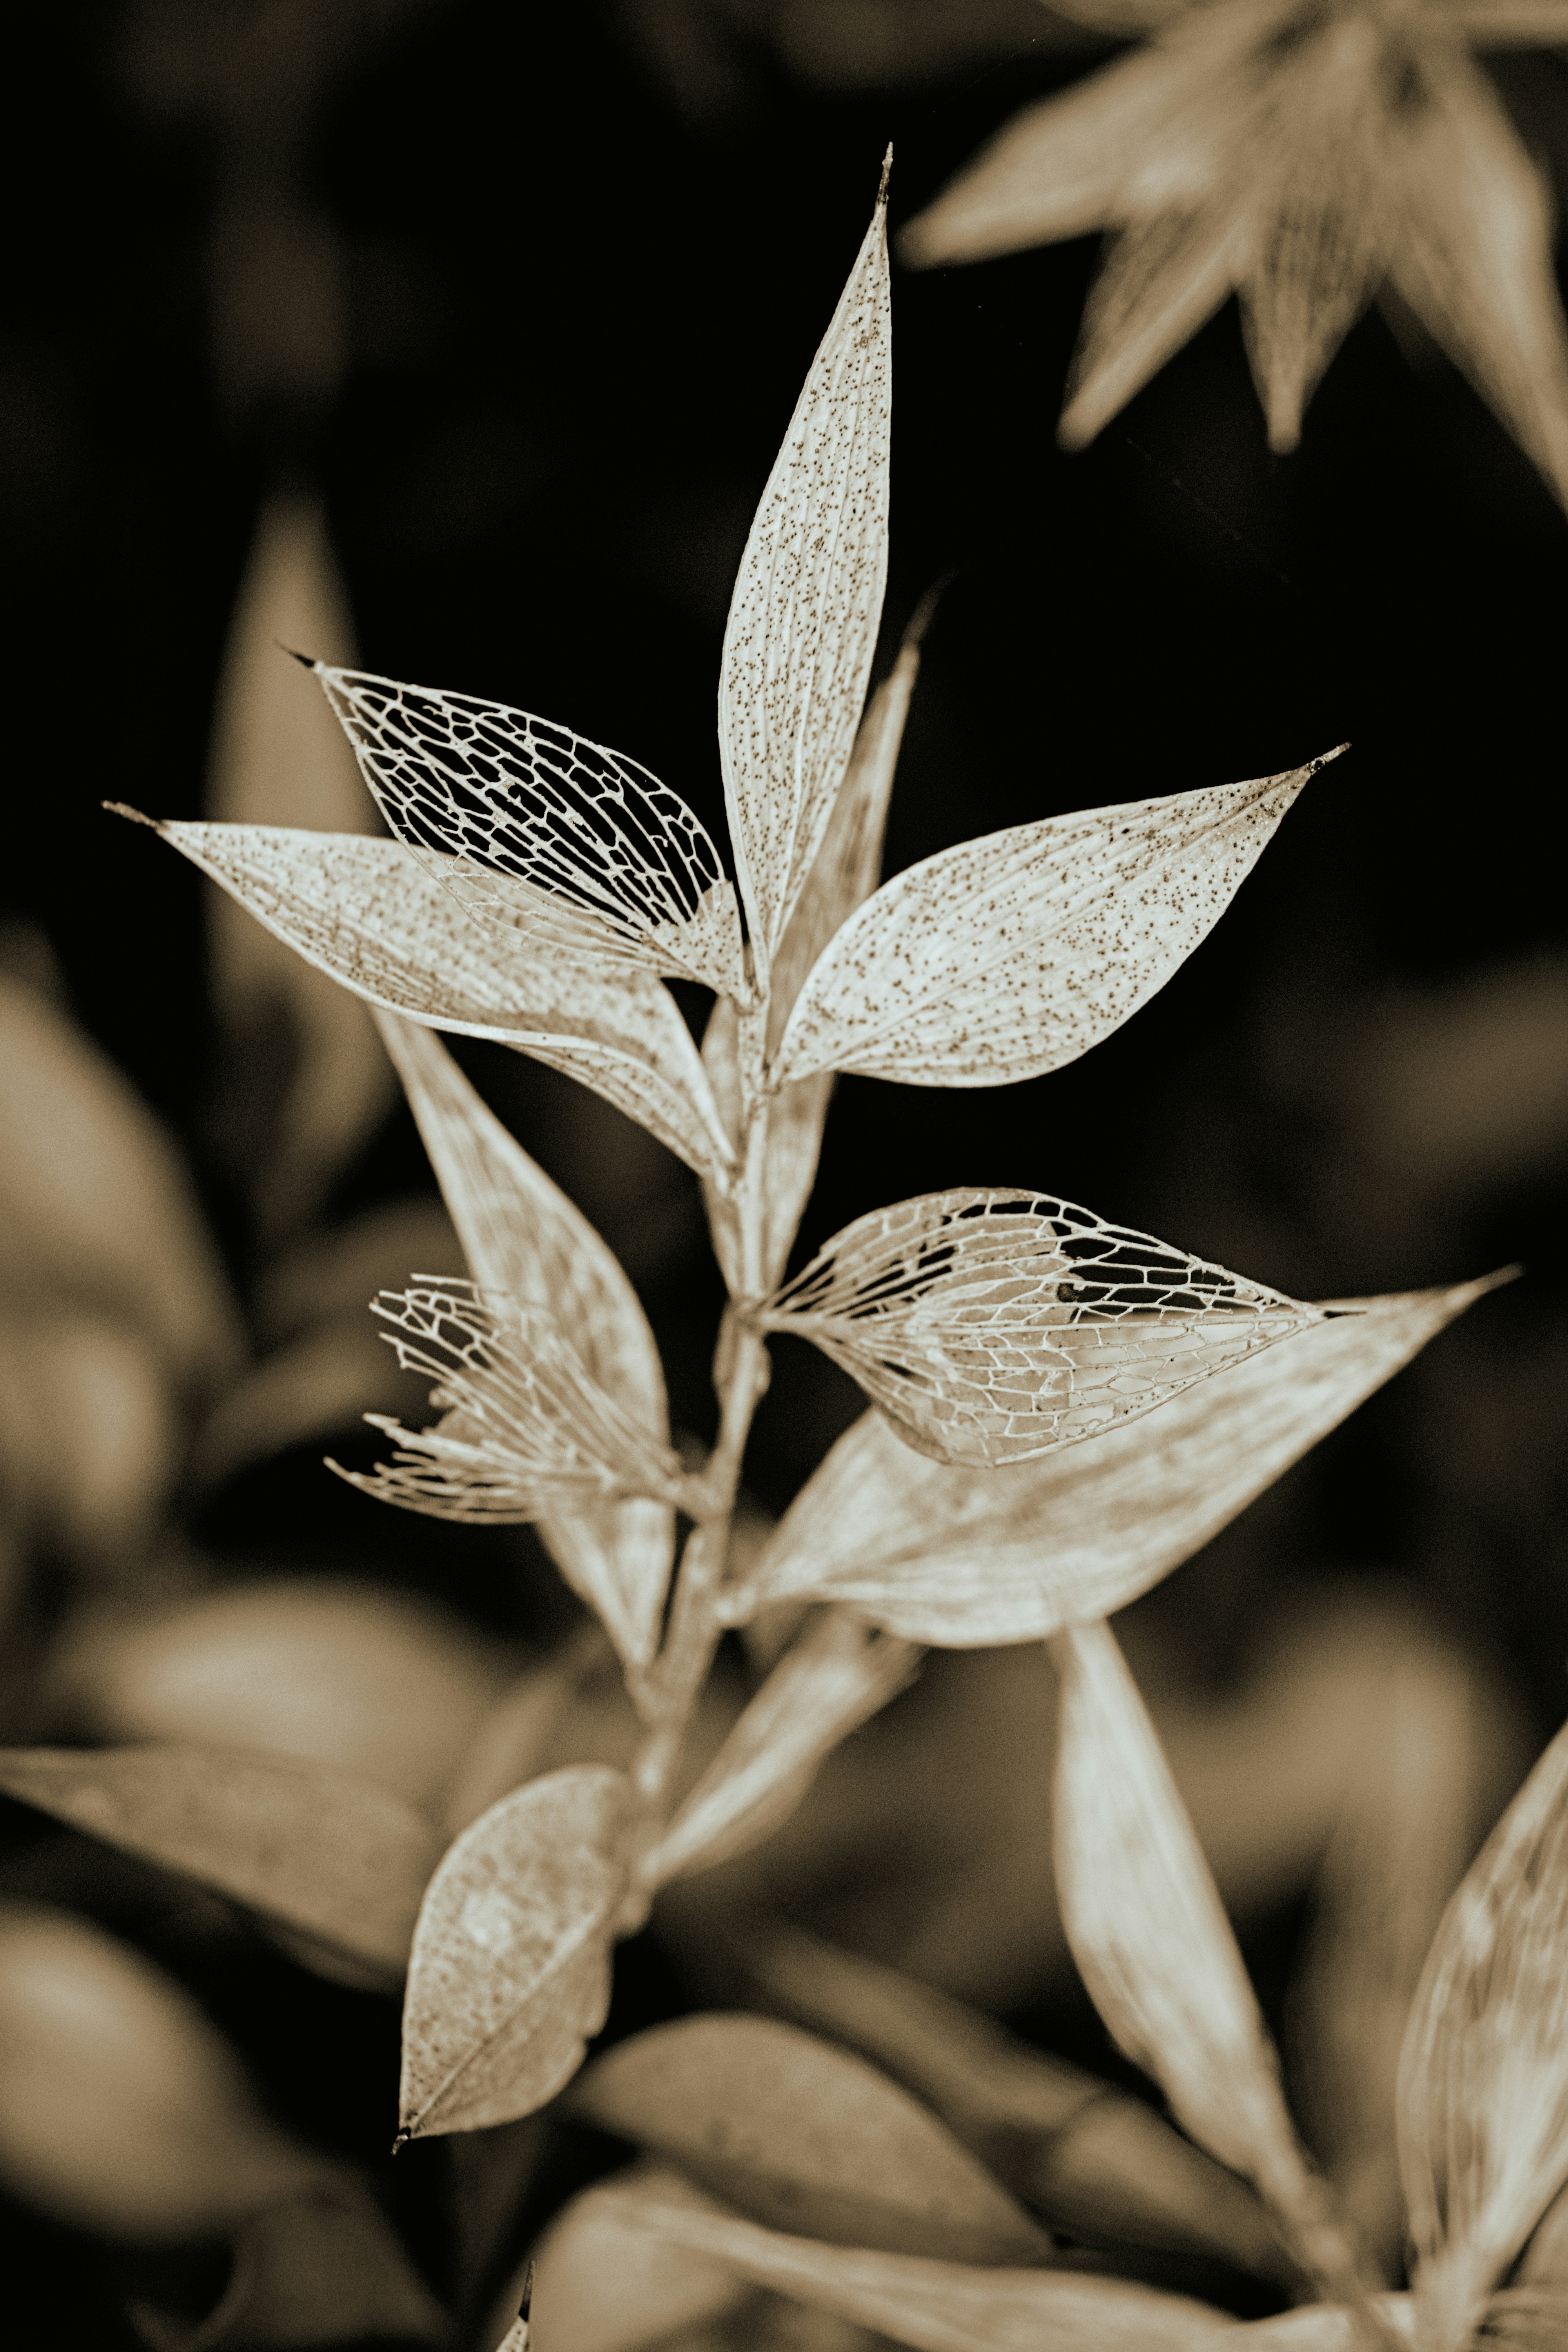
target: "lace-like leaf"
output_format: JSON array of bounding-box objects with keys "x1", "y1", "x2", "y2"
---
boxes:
[
  {"x1": 719, "y1": 168, "x2": 892, "y2": 978},
  {"x1": 1398, "y1": 1716, "x2": 1568, "y2": 2351},
  {"x1": 374, "y1": 1016, "x2": 674, "y2": 1671},
  {"x1": 331, "y1": 1281, "x2": 683, "y2": 1526},
  {"x1": 399, "y1": 1764, "x2": 633, "y2": 2138},
  {"x1": 312, "y1": 663, "x2": 746, "y2": 997},
  {"x1": 649, "y1": 1612, "x2": 920, "y2": 1882},
  {"x1": 757, "y1": 1189, "x2": 1317, "y2": 1467},
  {"x1": 746, "y1": 1278, "x2": 1500, "y2": 1642},
  {"x1": 770, "y1": 759, "x2": 1328, "y2": 1089},
  {"x1": 0, "y1": 1744, "x2": 437, "y2": 1984},
  {"x1": 133, "y1": 820, "x2": 734, "y2": 1182}
]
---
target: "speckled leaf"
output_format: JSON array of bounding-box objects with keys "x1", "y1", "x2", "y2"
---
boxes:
[
  {"x1": 1399, "y1": 1715, "x2": 1568, "y2": 2352},
  {"x1": 755, "y1": 1189, "x2": 1318, "y2": 1466},
  {"x1": 743, "y1": 1278, "x2": 1500, "y2": 1643},
  {"x1": 0, "y1": 1744, "x2": 437, "y2": 1983},
  {"x1": 769, "y1": 759, "x2": 1330, "y2": 1090},
  {"x1": 719, "y1": 166, "x2": 892, "y2": 980},
  {"x1": 399, "y1": 1765, "x2": 633, "y2": 2139},
  {"x1": 374, "y1": 1016, "x2": 675, "y2": 1671},
  {"x1": 569, "y1": 2014, "x2": 1053, "y2": 2264},
  {"x1": 649, "y1": 1613, "x2": 921, "y2": 1882}
]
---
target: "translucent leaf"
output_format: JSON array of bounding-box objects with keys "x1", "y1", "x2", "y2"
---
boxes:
[
  {"x1": 0, "y1": 1744, "x2": 438, "y2": 1984},
  {"x1": 331, "y1": 1281, "x2": 684, "y2": 1527},
  {"x1": 375, "y1": 1016, "x2": 675, "y2": 1671},
  {"x1": 595, "y1": 2170, "x2": 1236, "y2": 2352},
  {"x1": 527, "y1": 2167, "x2": 753, "y2": 2352},
  {"x1": 718, "y1": 166, "x2": 892, "y2": 979},
  {"x1": 648, "y1": 1612, "x2": 921, "y2": 1883},
  {"x1": 399, "y1": 1764, "x2": 634, "y2": 2138},
  {"x1": 1398, "y1": 1716, "x2": 1568, "y2": 2350},
  {"x1": 125, "y1": 818, "x2": 734, "y2": 1183},
  {"x1": 755, "y1": 1189, "x2": 1318, "y2": 1467},
  {"x1": 769, "y1": 759, "x2": 1329, "y2": 1090},
  {"x1": 568, "y1": 2014, "x2": 1054, "y2": 2264},
  {"x1": 312, "y1": 662, "x2": 746, "y2": 997},
  {"x1": 743, "y1": 1277, "x2": 1501, "y2": 1644},
  {"x1": 1051, "y1": 1620, "x2": 1360, "y2": 2296}
]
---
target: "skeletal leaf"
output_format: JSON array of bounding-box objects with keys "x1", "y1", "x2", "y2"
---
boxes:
[
  {"x1": 375, "y1": 1016, "x2": 675, "y2": 1670},
  {"x1": 743, "y1": 1276, "x2": 1502, "y2": 1643},
  {"x1": 0, "y1": 1744, "x2": 438, "y2": 1984},
  {"x1": 331, "y1": 1281, "x2": 684, "y2": 1527},
  {"x1": 311, "y1": 662, "x2": 747, "y2": 998},
  {"x1": 1398, "y1": 1714, "x2": 1568, "y2": 2351},
  {"x1": 754, "y1": 1189, "x2": 1318, "y2": 1467},
  {"x1": 123, "y1": 818, "x2": 734, "y2": 1181},
  {"x1": 718, "y1": 163, "x2": 892, "y2": 981},
  {"x1": 599, "y1": 2171, "x2": 1236, "y2": 2352},
  {"x1": 569, "y1": 2014, "x2": 1054, "y2": 2264},
  {"x1": 399, "y1": 1764, "x2": 634, "y2": 2138},
  {"x1": 769, "y1": 759, "x2": 1329, "y2": 1090},
  {"x1": 1051, "y1": 1620, "x2": 1358, "y2": 2296},
  {"x1": 648, "y1": 1612, "x2": 921, "y2": 1882}
]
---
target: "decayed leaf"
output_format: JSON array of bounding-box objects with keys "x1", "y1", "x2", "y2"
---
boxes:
[
  {"x1": 310, "y1": 662, "x2": 747, "y2": 999},
  {"x1": 570, "y1": 2014, "x2": 1053, "y2": 2264},
  {"x1": 331, "y1": 1281, "x2": 684, "y2": 1526},
  {"x1": 718, "y1": 161, "x2": 892, "y2": 982},
  {"x1": 1398, "y1": 1715, "x2": 1568, "y2": 2352},
  {"x1": 598, "y1": 2169, "x2": 1236, "y2": 2352},
  {"x1": 648, "y1": 1613, "x2": 921, "y2": 1882},
  {"x1": 399, "y1": 1764, "x2": 634, "y2": 2139},
  {"x1": 118, "y1": 819, "x2": 733, "y2": 1182},
  {"x1": 1050, "y1": 1619, "x2": 1356, "y2": 2294},
  {"x1": 374, "y1": 1016, "x2": 675, "y2": 1671},
  {"x1": 739, "y1": 1276, "x2": 1502, "y2": 1643},
  {"x1": 754, "y1": 1189, "x2": 1318, "y2": 1467},
  {"x1": 0, "y1": 1744, "x2": 438, "y2": 1984},
  {"x1": 769, "y1": 759, "x2": 1330, "y2": 1090}
]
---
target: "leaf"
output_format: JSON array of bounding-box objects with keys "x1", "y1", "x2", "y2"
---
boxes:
[
  {"x1": 331, "y1": 1281, "x2": 684, "y2": 1526},
  {"x1": 375, "y1": 1016, "x2": 676, "y2": 1671},
  {"x1": 0, "y1": 1744, "x2": 439, "y2": 1984},
  {"x1": 526, "y1": 2167, "x2": 754, "y2": 2352},
  {"x1": 400, "y1": 1765, "x2": 634, "y2": 2139},
  {"x1": 1234, "y1": 2299, "x2": 1416, "y2": 2348},
  {"x1": 310, "y1": 662, "x2": 746, "y2": 997},
  {"x1": 596, "y1": 2170, "x2": 1237, "y2": 2352},
  {"x1": 718, "y1": 165, "x2": 892, "y2": 980},
  {"x1": 1050, "y1": 1620, "x2": 1359, "y2": 2297},
  {"x1": 125, "y1": 818, "x2": 734, "y2": 1182},
  {"x1": 1398, "y1": 1715, "x2": 1568, "y2": 2350},
  {"x1": 769, "y1": 759, "x2": 1330, "y2": 1091},
  {"x1": 755, "y1": 1189, "x2": 1318, "y2": 1467},
  {"x1": 742, "y1": 1276, "x2": 1503, "y2": 1643},
  {"x1": 649, "y1": 1612, "x2": 922, "y2": 1882},
  {"x1": 569, "y1": 2013, "x2": 1054, "y2": 2264}
]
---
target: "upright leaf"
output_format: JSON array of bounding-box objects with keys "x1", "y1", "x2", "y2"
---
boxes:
[
  {"x1": 718, "y1": 163, "x2": 892, "y2": 980},
  {"x1": 375, "y1": 1016, "x2": 675, "y2": 1671},
  {"x1": 770, "y1": 758, "x2": 1332, "y2": 1089},
  {"x1": 741, "y1": 1277, "x2": 1502, "y2": 1644},
  {"x1": 754, "y1": 1189, "x2": 1318, "y2": 1467},
  {"x1": 399, "y1": 1765, "x2": 634, "y2": 2139},
  {"x1": 1399, "y1": 1716, "x2": 1568, "y2": 2352}
]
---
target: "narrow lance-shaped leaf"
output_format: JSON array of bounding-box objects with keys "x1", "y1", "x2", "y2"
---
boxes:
[
  {"x1": 754, "y1": 1188, "x2": 1319, "y2": 1468},
  {"x1": 569, "y1": 2014, "x2": 1053, "y2": 2265},
  {"x1": 770, "y1": 755, "x2": 1334, "y2": 1091},
  {"x1": 648, "y1": 1611, "x2": 921, "y2": 1884},
  {"x1": 309, "y1": 662, "x2": 747, "y2": 998},
  {"x1": 739, "y1": 1276, "x2": 1504, "y2": 1644},
  {"x1": 374, "y1": 1015, "x2": 675, "y2": 1672},
  {"x1": 1051, "y1": 1619, "x2": 1362, "y2": 2300},
  {"x1": 719, "y1": 159, "x2": 892, "y2": 982},
  {"x1": 1398, "y1": 1714, "x2": 1568, "y2": 2352},
  {"x1": 399, "y1": 1764, "x2": 634, "y2": 2139}
]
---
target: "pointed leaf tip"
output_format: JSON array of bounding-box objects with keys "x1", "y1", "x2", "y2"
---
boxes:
[
  {"x1": 103, "y1": 800, "x2": 158, "y2": 828},
  {"x1": 878, "y1": 145, "x2": 894, "y2": 208},
  {"x1": 279, "y1": 644, "x2": 319, "y2": 668},
  {"x1": 520, "y1": 2261, "x2": 534, "y2": 2321},
  {"x1": 392, "y1": 2128, "x2": 412, "y2": 2155}
]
